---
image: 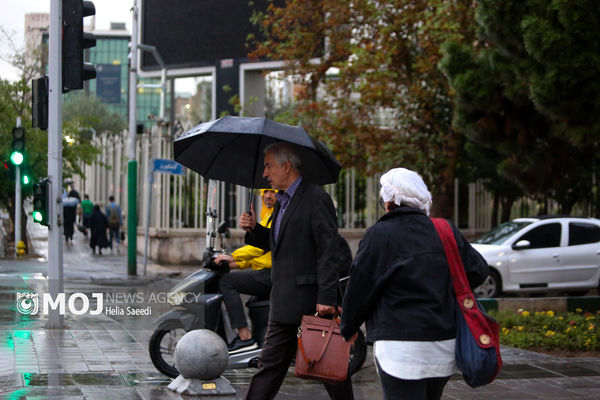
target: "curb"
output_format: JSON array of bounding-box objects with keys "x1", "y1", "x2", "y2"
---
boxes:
[{"x1": 480, "y1": 296, "x2": 600, "y2": 313}]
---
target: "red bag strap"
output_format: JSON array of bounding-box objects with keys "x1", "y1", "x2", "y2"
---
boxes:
[
  {"x1": 431, "y1": 218, "x2": 471, "y2": 297},
  {"x1": 297, "y1": 317, "x2": 338, "y2": 368}
]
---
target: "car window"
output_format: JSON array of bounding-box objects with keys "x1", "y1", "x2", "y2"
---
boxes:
[
  {"x1": 569, "y1": 222, "x2": 600, "y2": 246},
  {"x1": 516, "y1": 223, "x2": 561, "y2": 249},
  {"x1": 474, "y1": 221, "x2": 532, "y2": 245}
]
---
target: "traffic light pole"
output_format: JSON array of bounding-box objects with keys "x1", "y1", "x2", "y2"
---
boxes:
[
  {"x1": 47, "y1": 0, "x2": 65, "y2": 329},
  {"x1": 14, "y1": 117, "x2": 22, "y2": 255},
  {"x1": 127, "y1": 0, "x2": 139, "y2": 275}
]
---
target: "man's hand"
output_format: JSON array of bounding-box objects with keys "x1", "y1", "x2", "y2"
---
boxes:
[
  {"x1": 346, "y1": 332, "x2": 358, "y2": 344},
  {"x1": 239, "y1": 203, "x2": 257, "y2": 232},
  {"x1": 214, "y1": 254, "x2": 236, "y2": 269},
  {"x1": 316, "y1": 304, "x2": 336, "y2": 317}
]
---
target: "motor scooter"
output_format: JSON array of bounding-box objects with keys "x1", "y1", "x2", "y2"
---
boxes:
[
  {"x1": 149, "y1": 222, "x2": 366, "y2": 378},
  {"x1": 149, "y1": 181, "x2": 366, "y2": 378}
]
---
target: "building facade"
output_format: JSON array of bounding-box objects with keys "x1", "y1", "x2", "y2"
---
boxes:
[{"x1": 28, "y1": 14, "x2": 166, "y2": 129}]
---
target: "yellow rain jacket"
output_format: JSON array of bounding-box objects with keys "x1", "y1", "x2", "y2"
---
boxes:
[{"x1": 231, "y1": 189, "x2": 275, "y2": 270}]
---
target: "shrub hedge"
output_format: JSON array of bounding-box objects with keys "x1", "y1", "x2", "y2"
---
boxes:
[{"x1": 489, "y1": 308, "x2": 599, "y2": 352}]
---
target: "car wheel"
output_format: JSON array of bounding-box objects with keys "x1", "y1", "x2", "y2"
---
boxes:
[{"x1": 474, "y1": 269, "x2": 501, "y2": 298}]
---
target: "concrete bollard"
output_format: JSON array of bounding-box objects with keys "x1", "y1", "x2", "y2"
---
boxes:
[{"x1": 167, "y1": 329, "x2": 236, "y2": 396}]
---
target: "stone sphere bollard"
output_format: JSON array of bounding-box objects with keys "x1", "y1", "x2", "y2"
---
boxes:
[{"x1": 174, "y1": 329, "x2": 228, "y2": 380}]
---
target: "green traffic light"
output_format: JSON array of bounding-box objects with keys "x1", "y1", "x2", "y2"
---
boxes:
[
  {"x1": 22, "y1": 175, "x2": 30, "y2": 185},
  {"x1": 10, "y1": 151, "x2": 24, "y2": 166},
  {"x1": 33, "y1": 211, "x2": 43, "y2": 222}
]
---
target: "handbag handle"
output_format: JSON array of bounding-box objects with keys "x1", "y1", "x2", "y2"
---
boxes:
[
  {"x1": 431, "y1": 218, "x2": 472, "y2": 297},
  {"x1": 297, "y1": 317, "x2": 338, "y2": 368}
]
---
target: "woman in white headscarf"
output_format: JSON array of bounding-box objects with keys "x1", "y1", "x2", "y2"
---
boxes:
[{"x1": 340, "y1": 168, "x2": 489, "y2": 400}]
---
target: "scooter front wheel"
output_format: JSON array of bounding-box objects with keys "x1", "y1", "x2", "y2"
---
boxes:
[{"x1": 149, "y1": 322, "x2": 187, "y2": 378}]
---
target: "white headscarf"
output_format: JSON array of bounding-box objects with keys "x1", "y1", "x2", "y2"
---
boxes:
[{"x1": 379, "y1": 168, "x2": 432, "y2": 216}]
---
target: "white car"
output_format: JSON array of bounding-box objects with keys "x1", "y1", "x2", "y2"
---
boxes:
[{"x1": 471, "y1": 216, "x2": 600, "y2": 298}]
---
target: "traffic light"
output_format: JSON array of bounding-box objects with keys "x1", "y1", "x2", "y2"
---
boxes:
[
  {"x1": 33, "y1": 178, "x2": 50, "y2": 226},
  {"x1": 21, "y1": 166, "x2": 31, "y2": 185},
  {"x1": 32, "y1": 76, "x2": 48, "y2": 130},
  {"x1": 62, "y1": 0, "x2": 96, "y2": 92},
  {"x1": 3, "y1": 161, "x2": 13, "y2": 180},
  {"x1": 10, "y1": 127, "x2": 25, "y2": 166}
]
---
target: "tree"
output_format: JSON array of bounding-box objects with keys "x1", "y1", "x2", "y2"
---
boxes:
[
  {"x1": 250, "y1": 0, "x2": 478, "y2": 217},
  {"x1": 441, "y1": 1, "x2": 600, "y2": 216},
  {"x1": 0, "y1": 30, "x2": 120, "y2": 245},
  {"x1": 63, "y1": 91, "x2": 127, "y2": 138}
]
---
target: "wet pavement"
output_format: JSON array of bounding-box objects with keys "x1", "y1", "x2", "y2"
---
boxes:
[{"x1": 0, "y1": 222, "x2": 599, "y2": 399}]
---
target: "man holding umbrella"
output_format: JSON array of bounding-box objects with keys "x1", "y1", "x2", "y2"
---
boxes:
[{"x1": 239, "y1": 142, "x2": 353, "y2": 399}]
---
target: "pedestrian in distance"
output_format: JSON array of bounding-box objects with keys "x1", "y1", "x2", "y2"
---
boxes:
[
  {"x1": 62, "y1": 190, "x2": 79, "y2": 243},
  {"x1": 239, "y1": 142, "x2": 354, "y2": 400},
  {"x1": 105, "y1": 195, "x2": 123, "y2": 253},
  {"x1": 80, "y1": 194, "x2": 94, "y2": 237},
  {"x1": 215, "y1": 188, "x2": 277, "y2": 353},
  {"x1": 340, "y1": 167, "x2": 489, "y2": 400},
  {"x1": 89, "y1": 205, "x2": 109, "y2": 255}
]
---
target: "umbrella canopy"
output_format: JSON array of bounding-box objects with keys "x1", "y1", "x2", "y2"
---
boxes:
[{"x1": 173, "y1": 116, "x2": 341, "y2": 188}]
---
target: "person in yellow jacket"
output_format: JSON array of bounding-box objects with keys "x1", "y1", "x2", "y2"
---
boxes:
[{"x1": 215, "y1": 189, "x2": 276, "y2": 353}]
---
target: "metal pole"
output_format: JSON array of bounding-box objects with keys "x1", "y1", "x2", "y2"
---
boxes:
[
  {"x1": 143, "y1": 168, "x2": 153, "y2": 275},
  {"x1": 127, "y1": 0, "x2": 139, "y2": 275},
  {"x1": 160, "y1": 68, "x2": 166, "y2": 120},
  {"x1": 14, "y1": 117, "x2": 22, "y2": 254},
  {"x1": 47, "y1": 0, "x2": 64, "y2": 329}
]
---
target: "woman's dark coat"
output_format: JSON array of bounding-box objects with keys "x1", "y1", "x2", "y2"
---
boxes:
[
  {"x1": 63, "y1": 205, "x2": 77, "y2": 239},
  {"x1": 340, "y1": 207, "x2": 489, "y2": 343},
  {"x1": 89, "y1": 205, "x2": 109, "y2": 249}
]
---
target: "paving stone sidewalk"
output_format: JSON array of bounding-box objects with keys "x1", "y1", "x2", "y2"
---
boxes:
[{"x1": 0, "y1": 223, "x2": 599, "y2": 399}]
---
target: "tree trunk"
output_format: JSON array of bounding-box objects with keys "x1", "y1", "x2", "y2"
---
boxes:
[
  {"x1": 491, "y1": 193, "x2": 499, "y2": 228},
  {"x1": 500, "y1": 196, "x2": 515, "y2": 223},
  {"x1": 431, "y1": 133, "x2": 459, "y2": 219}
]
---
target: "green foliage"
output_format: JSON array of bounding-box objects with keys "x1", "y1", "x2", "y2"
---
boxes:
[
  {"x1": 441, "y1": 0, "x2": 600, "y2": 217},
  {"x1": 490, "y1": 309, "x2": 600, "y2": 352},
  {"x1": 63, "y1": 92, "x2": 126, "y2": 135},
  {"x1": 250, "y1": 0, "x2": 478, "y2": 216},
  {"x1": 0, "y1": 79, "x2": 43, "y2": 206}
]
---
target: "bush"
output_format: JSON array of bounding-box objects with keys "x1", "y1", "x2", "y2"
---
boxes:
[{"x1": 489, "y1": 308, "x2": 599, "y2": 352}]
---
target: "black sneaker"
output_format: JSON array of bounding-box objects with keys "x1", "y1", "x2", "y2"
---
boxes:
[{"x1": 228, "y1": 336, "x2": 258, "y2": 354}]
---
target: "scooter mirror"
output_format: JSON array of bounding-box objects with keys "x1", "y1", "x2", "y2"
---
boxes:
[{"x1": 218, "y1": 221, "x2": 229, "y2": 234}]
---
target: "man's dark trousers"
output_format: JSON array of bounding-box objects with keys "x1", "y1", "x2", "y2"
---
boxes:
[
  {"x1": 244, "y1": 320, "x2": 354, "y2": 400},
  {"x1": 219, "y1": 268, "x2": 272, "y2": 329}
]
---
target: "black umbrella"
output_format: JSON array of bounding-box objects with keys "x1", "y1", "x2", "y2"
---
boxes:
[{"x1": 173, "y1": 116, "x2": 341, "y2": 189}]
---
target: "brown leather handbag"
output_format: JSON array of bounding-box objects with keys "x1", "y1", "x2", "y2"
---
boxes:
[{"x1": 294, "y1": 314, "x2": 351, "y2": 384}]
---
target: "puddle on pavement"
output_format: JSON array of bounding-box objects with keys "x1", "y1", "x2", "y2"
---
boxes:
[
  {"x1": 22, "y1": 372, "x2": 76, "y2": 386},
  {"x1": 121, "y1": 372, "x2": 171, "y2": 386},
  {"x1": 71, "y1": 372, "x2": 127, "y2": 385}
]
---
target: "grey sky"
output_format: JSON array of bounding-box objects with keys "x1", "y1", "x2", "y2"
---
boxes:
[{"x1": 0, "y1": 0, "x2": 133, "y2": 81}]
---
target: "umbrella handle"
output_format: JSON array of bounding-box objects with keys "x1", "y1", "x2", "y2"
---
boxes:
[{"x1": 247, "y1": 187, "x2": 253, "y2": 215}]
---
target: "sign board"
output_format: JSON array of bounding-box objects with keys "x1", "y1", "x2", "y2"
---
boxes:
[
  {"x1": 152, "y1": 159, "x2": 185, "y2": 175},
  {"x1": 140, "y1": 0, "x2": 285, "y2": 71},
  {"x1": 96, "y1": 64, "x2": 122, "y2": 104}
]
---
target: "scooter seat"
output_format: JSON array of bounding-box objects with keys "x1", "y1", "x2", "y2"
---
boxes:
[{"x1": 245, "y1": 296, "x2": 269, "y2": 308}]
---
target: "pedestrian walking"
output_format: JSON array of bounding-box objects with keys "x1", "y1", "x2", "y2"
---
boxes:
[
  {"x1": 340, "y1": 167, "x2": 489, "y2": 400},
  {"x1": 239, "y1": 142, "x2": 353, "y2": 400},
  {"x1": 80, "y1": 194, "x2": 94, "y2": 236},
  {"x1": 215, "y1": 188, "x2": 277, "y2": 353},
  {"x1": 105, "y1": 195, "x2": 123, "y2": 252},
  {"x1": 63, "y1": 190, "x2": 79, "y2": 243},
  {"x1": 89, "y1": 205, "x2": 109, "y2": 255}
]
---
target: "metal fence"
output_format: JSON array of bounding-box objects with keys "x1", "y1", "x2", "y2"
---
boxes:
[{"x1": 75, "y1": 127, "x2": 588, "y2": 236}]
